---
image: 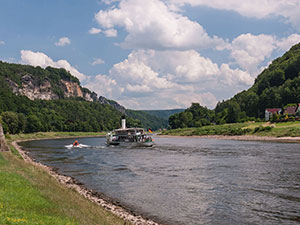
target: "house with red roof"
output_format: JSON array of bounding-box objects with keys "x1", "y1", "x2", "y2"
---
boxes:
[
  {"x1": 284, "y1": 105, "x2": 297, "y2": 115},
  {"x1": 265, "y1": 108, "x2": 282, "y2": 121}
]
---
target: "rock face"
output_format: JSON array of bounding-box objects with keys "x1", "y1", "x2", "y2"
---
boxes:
[
  {"x1": 7, "y1": 75, "x2": 93, "y2": 102},
  {"x1": 98, "y1": 96, "x2": 126, "y2": 114},
  {"x1": 5, "y1": 74, "x2": 126, "y2": 113},
  {"x1": 60, "y1": 80, "x2": 93, "y2": 102},
  {"x1": 21, "y1": 74, "x2": 59, "y2": 100},
  {"x1": 0, "y1": 124, "x2": 9, "y2": 152},
  {"x1": 7, "y1": 74, "x2": 58, "y2": 100}
]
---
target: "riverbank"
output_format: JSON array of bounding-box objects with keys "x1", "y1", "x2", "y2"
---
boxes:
[
  {"x1": 161, "y1": 121, "x2": 300, "y2": 141},
  {"x1": 159, "y1": 134, "x2": 300, "y2": 143},
  {"x1": 1, "y1": 132, "x2": 159, "y2": 225}
]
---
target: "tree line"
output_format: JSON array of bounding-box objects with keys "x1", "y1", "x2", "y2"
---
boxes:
[
  {"x1": 0, "y1": 75, "x2": 140, "y2": 134},
  {"x1": 169, "y1": 42, "x2": 300, "y2": 129}
]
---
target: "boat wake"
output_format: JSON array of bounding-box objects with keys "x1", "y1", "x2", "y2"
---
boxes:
[{"x1": 65, "y1": 144, "x2": 90, "y2": 149}]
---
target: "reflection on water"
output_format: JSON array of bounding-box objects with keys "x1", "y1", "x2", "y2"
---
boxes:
[{"x1": 20, "y1": 137, "x2": 300, "y2": 225}]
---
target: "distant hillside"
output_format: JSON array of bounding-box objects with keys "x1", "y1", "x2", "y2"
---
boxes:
[
  {"x1": 126, "y1": 109, "x2": 168, "y2": 130},
  {"x1": 142, "y1": 109, "x2": 185, "y2": 120},
  {"x1": 214, "y1": 41, "x2": 300, "y2": 124}
]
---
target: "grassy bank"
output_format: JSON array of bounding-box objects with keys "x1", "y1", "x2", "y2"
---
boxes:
[
  {"x1": 161, "y1": 121, "x2": 300, "y2": 137},
  {"x1": 0, "y1": 132, "x2": 128, "y2": 225}
]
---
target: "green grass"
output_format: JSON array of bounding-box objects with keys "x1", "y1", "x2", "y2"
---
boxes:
[
  {"x1": 162, "y1": 121, "x2": 300, "y2": 137},
  {"x1": 6, "y1": 131, "x2": 106, "y2": 142},
  {"x1": 0, "y1": 132, "x2": 130, "y2": 225},
  {"x1": 162, "y1": 123, "x2": 250, "y2": 136}
]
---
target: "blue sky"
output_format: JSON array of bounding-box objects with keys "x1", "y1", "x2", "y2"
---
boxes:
[{"x1": 1, "y1": 0, "x2": 300, "y2": 110}]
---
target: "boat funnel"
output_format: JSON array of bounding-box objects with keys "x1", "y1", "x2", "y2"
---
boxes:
[{"x1": 122, "y1": 119, "x2": 126, "y2": 129}]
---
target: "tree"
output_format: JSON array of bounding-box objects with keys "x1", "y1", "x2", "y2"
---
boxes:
[
  {"x1": 1, "y1": 111, "x2": 19, "y2": 134},
  {"x1": 25, "y1": 114, "x2": 43, "y2": 133},
  {"x1": 226, "y1": 101, "x2": 241, "y2": 123},
  {"x1": 271, "y1": 113, "x2": 280, "y2": 123},
  {"x1": 268, "y1": 69, "x2": 285, "y2": 87},
  {"x1": 17, "y1": 113, "x2": 26, "y2": 133}
]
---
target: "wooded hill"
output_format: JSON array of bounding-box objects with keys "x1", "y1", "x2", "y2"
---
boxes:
[
  {"x1": 143, "y1": 109, "x2": 185, "y2": 120},
  {"x1": 0, "y1": 61, "x2": 166, "y2": 134},
  {"x1": 169, "y1": 42, "x2": 300, "y2": 129}
]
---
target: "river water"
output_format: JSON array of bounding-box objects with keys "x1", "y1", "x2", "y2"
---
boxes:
[{"x1": 20, "y1": 137, "x2": 300, "y2": 225}]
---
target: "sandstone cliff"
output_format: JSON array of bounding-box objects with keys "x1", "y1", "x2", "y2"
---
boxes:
[
  {"x1": 5, "y1": 73, "x2": 125, "y2": 113},
  {"x1": 6, "y1": 74, "x2": 95, "y2": 102}
]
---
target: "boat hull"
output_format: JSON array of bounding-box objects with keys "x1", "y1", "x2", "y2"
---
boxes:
[{"x1": 107, "y1": 141, "x2": 154, "y2": 147}]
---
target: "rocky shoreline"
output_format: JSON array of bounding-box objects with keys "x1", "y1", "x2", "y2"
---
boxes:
[{"x1": 12, "y1": 140, "x2": 161, "y2": 225}]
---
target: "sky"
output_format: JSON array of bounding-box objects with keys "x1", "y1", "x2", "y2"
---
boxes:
[{"x1": 1, "y1": 0, "x2": 300, "y2": 110}]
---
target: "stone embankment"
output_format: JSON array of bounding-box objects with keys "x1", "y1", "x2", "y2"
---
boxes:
[{"x1": 0, "y1": 124, "x2": 9, "y2": 151}]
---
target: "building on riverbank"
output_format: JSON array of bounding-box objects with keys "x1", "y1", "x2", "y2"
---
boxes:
[{"x1": 265, "y1": 108, "x2": 281, "y2": 121}]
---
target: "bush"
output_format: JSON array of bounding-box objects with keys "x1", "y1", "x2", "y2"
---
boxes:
[
  {"x1": 253, "y1": 125, "x2": 273, "y2": 133},
  {"x1": 1, "y1": 111, "x2": 19, "y2": 134}
]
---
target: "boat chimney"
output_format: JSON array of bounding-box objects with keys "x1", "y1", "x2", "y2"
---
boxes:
[{"x1": 122, "y1": 119, "x2": 126, "y2": 129}]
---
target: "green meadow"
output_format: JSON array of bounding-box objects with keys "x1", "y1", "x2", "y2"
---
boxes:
[
  {"x1": 161, "y1": 121, "x2": 300, "y2": 137},
  {"x1": 0, "y1": 132, "x2": 129, "y2": 225}
]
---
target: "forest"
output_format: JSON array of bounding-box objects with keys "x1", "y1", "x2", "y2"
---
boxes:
[
  {"x1": 0, "y1": 61, "x2": 146, "y2": 134},
  {"x1": 0, "y1": 75, "x2": 140, "y2": 134},
  {"x1": 169, "y1": 42, "x2": 300, "y2": 129}
]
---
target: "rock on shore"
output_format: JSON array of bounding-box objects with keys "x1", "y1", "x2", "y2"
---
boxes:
[{"x1": 0, "y1": 124, "x2": 9, "y2": 151}]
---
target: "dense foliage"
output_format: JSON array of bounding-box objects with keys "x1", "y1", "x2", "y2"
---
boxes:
[
  {"x1": 0, "y1": 62, "x2": 143, "y2": 134},
  {"x1": 214, "y1": 42, "x2": 300, "y2": 123},
  {"x1": 126, "y1": 109, "x2": 168, "y2": 130},
  {"x1": 142, "y1": 109, "x2": 185, "y2": 120},
  {"x1": 0, "y1": 77, "x2": 138, "y2": 133},
  {"x1": 168, "y1": 103, "x2": 214, "y2": 129},
  {"x1": 0, "y1": 61, "x2": 85, "y2": 98},
  {"x1": 169, "y1": 42, "x2": 300, "y2": 128}
]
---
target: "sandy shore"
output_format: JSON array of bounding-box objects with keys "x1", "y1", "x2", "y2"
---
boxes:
[
  {"x1": 159, "y1": 134, "x2": 300, "y2": 143},
  {"x1": 12, "y1": 140, "x2": 160, "y2": 225}
]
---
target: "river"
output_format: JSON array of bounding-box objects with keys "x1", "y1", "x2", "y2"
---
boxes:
[{"x1": 19, "y1": 136, "x2": 300, "y2": 225}]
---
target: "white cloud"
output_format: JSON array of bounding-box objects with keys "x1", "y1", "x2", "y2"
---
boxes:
[
  {"x1": 55, "y1": 37, "x2": 71, "y2": 46},
  {"x1": 91, "y1": 58, "x2": 105, "y2": 65},
  {"x1": 95, "y1": 0, "x2": 225, "y2": 50},
  {"x1": 276, "y1": 34, "x2": 300, "y2": 51},
  {"x1": 85, "y1": 49, "x2": 253, "y2": 109},
  {"x1": 101, "y1": 0, "x2": 119, "y2": 5},
  {"x1": 219, "y1": 64, "x2": 254, "y2": 87},
  {"x1": 104, "y1": 28, "x2": 118, "y2": 37},
  {"x1": 20, "y1": 50, "x2": 86, "y2": 81},
  {"x1": 0, "y1": 40, "x2": 5, "y2": 45},
  {"x1": 223, "y1": 33, "x2": 300, "y2": 75},
  {"x1": 168, "y1": 0, "x2": 300, "y2": 30},
  {"x1": 89, "y1": 27, "x2": 102, "y2": 34},
  {"x1": 229, "y1": 33, "x2": 276, "y2": 75},
  {"x1": 85, "y1": 74, "x2": 124, "y2": 99},
  {"x1": 109, "y1": 51, "x2": 176, "y2": 92}
]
